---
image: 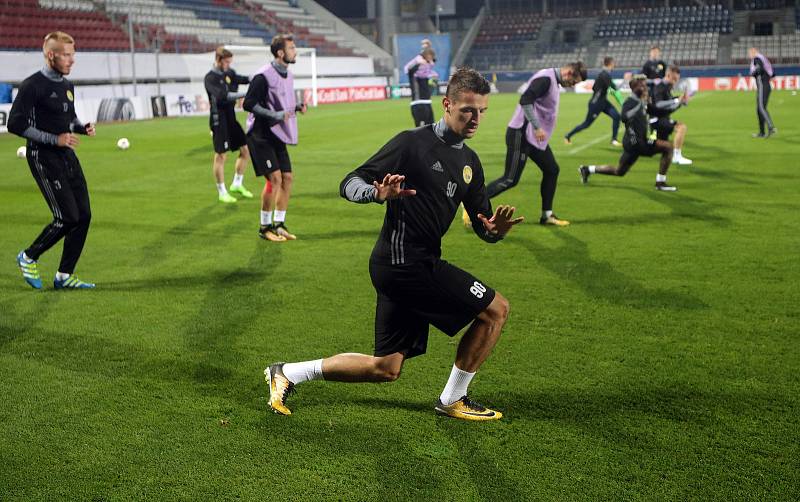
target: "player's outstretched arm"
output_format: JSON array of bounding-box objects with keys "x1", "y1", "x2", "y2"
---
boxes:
[{"x1": 477, "y1": 205, "x2": 524, "y2": 238}]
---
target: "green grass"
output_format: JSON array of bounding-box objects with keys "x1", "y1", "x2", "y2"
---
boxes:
[{"x1": 1, "y1": 91, "x2": 798, "y2": 500}]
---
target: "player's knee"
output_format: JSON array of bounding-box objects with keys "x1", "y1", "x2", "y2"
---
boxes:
[
  {"x1": 282, "y1": 172, "x2": 293, "y2": 185},
  {"x1": 373, "y1": 357, "x2": 402, "y2": 382},
  {"x1": 486, "y1": 292, "x2": 509, "y2": 325}
]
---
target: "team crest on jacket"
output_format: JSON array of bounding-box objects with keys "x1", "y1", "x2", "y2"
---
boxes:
[
  {"x1": 463, "y1": 165, "x2": 473, "y2": 184},
  {"x1": 66, "y1": 90, "x2": 73, "y2": 102},
  {"x1": 225, "y1": 76, "x2": 231, "y2": 84}
]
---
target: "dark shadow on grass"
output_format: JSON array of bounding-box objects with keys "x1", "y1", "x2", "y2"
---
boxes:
[
  {"x1": 0, "y1": 293, "x2": 63, "y2": 349},
  {"x1": 136, "y1": 203, "x2": 232, "y2": 266},
  {"x1": 688, "y1": 167, "x2": 759, "y2": 186},
  {"x1": 301, "y1": 190, "x2": 346, "y2": 201},
  {"x1": 182, "y1": 241, "x2": 282, "y2": 399},
  {"x1": 513, "y1": 232, "x2": 707, "y2": 310},
  {"x1": 598, "y1": 185, "x2": 731, "y2": 227},
  {"x1": 300, "y1": 229, "x2": 378, "y2": 241}
]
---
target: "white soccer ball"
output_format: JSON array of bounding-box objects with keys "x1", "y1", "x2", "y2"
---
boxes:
[
  {"x1": 16, "y1": 146, "x2": 26, "y2": 159},
  {"x1": 117, "y1": 137, "x2": 130, "y2": 150}
]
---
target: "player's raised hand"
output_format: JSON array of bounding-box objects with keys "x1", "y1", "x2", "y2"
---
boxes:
[
  {"x1": 373, "y1": 173, "x2": 417, "y2": 202},
  {"x1": 477, "y1": 204, "x2": 524, "y2": 237}
]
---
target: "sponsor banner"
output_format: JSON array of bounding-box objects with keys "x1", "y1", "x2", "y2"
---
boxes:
[
  {"x1": 698, "y1": 75, "x2": 800, "y2": 91},
  {"x1": 0, "y1": 103, "x2": 11, "y2": 133},
  {"x1": 305, "y1": 85, "x2": 387, "y2": 105}
]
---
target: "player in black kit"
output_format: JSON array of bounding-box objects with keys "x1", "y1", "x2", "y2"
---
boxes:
[
  {"x1": 748, "y1": 47, "x2": 776, "y2": 138},
  {"x1": 263, "y1": 68, "x2": 524, "y2": 421},
  {"x1": 564, "y1": 57, "x2": 623, "y2": 146},
  {"x1": 642, "y1": 46, "x2": 667, "y2": 95},
  {"x1": 578, "y1": 76, "x2": 677, "y2": 191},
  {"x1": 648, "y1": 65, "x2": 692, "y2": 165},
  {"x1": 204, "y1": 46, "x2": 252, "y2": 203},
  {"x1": 9, "y1": 32, "x2": 96, "y2": 289}
]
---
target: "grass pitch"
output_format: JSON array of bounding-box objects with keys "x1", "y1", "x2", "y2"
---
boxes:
[{"x1": 1, "y1": 91, "x2": 798, "y2": 500}]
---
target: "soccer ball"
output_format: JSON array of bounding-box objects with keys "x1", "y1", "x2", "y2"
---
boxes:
[
  {"x1": 16, "y1": 146, "x2": 26, "y2": 159},
  {"x1": 117, "y1": 138, "x2": 130, "y2": 150}
]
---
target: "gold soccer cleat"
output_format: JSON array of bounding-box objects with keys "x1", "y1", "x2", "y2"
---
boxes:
[
  {"x1": 264, "y1": 363, "x2": 295, "y2": 415},
  {"x1": 435, "y1": 396, "x2": 503, "y2": 421}
]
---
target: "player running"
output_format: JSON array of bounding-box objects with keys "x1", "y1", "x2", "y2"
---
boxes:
[
  {"x1": 263, "y1": 68, "x2": 523, "y2": 421},
  {"x1": 485, "y1": 62, "x2": 587, "y2": 226},
  {"x1": 243, "y1": 34, "x2": 306, "y2": 242},
  {"x1": 564, "y1": 57, "x2": 623, "y2": 147},
  {"x1": 8, "y1": 32, "x2": 96, "y2": 289},
  {"x1": 749, "y1": 47, "x2": 776, "y2": 138},
  {"x1": 578, "y1": 77, "x2": 677, "y2": 191},
  {"x1": 204, "y1": 46, "x2": 253, "y2": 203},
  {"x1": 648, "y1": 65, "x2": 692, "y2": 165}
]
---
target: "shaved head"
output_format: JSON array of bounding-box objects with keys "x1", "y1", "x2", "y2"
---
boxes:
[{"x1": 43, "y1": 31, "x2": 75, "y2": 75}]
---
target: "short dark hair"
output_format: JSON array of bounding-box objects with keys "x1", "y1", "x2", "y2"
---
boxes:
[
  {"x1": 566, "y1": 61, "x2": 588, "y2": 81},
  {"x1": 630, "y1": 77, "x2": 647, "y2": 97},
  {"x1": 270, "y1": 34, "x2": 294, "y2": 57},
  {"x1": 445, "y1": 66, "x2": 491, "y2": 101},
  {"x1": 668, "y1": 64, "x2": 681, "y2": 75},
  {"x1": 603, "y1": 56, "x2": 614, "y2": 67},
  {"x1": 215, "y1": 46, "x2": 233, "y2": 61}
]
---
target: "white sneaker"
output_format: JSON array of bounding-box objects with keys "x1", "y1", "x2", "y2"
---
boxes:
[{"x1": 673, "y1": 155, "x2": 693, "y2": 165}]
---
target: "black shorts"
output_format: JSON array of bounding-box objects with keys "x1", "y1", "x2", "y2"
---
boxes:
[
  {"x1": 246, "y1": 129, "x2": 292, "y2": 177},
  {"x1": 410, "y1": 102, "x2": 434, "y2": 127},
  {"x1": 369, "y1": 258, "x2": 496, "y2": 359},
  {"x1": 618, "y1": 139, "x2": 661, "y2": 174},
  {"x1": 211, "y1": 115, "x2": 247, "y2": 154},
  {"x1": 651, "y1": 117, "x2": 676, "y2": 140}
]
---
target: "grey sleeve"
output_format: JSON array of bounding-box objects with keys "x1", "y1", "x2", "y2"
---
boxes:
[
  {"x1": 624, "y1": 102, "x2": 643, "y2": 120},
  {"x1": 654, "y1": 98, "x2": 681, "y2": 112},
  {"x1": 522, "y1": 104, "x2": 540, "y2": 129},
  {"x1": 341, "y1": 175, "x2": 380, "y2": 204},
  {"x1": 22, "y1": 126, "x2": 58, "y2": 145},
  {"x1": 251, "y1": 104, "x2": 286, "y2": 121},
  {"x1": 226, "y1": 91, "x2": 246, "y2": 101}
]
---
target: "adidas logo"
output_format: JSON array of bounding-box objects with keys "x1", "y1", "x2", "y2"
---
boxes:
[
  {"x1": 50, "y1": 92, "x2": 58, "y2": 98},
  {"x1": 430, "y1": 161, "x2": 443, "y2": 172}
]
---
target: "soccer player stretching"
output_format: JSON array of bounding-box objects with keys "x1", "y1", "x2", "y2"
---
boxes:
[
  {"x1": 564, "y1": 57, "x2": 622, "y2": 147},
  {"x1": 579, "y1": 77, "x2": 677, "y2": 191},
  {"x1": 486, "y1": 62, "x2": 586, "y2": 226},
  {"x1": 204, "y1": 47, "x2": 253, "y2": 203},
  {"x1": 264, "y1": 68, "x2": 523, "y2": 421},
  {"x1": 9, "y1": 32, "x2": 96, "y2": 289},
  {"x1": 749, "y1": 47, "x2": 776, "y2": 138},
  {"x1": 243, "y1": 34, "x2": 306, "y2": 242},
  {"x1": 648, "y1": 65, "x2": 692, "y2": 165}
]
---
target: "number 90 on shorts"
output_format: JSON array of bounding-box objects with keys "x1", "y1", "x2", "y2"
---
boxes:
[{"x1": 470, "y1": 281, "x2": 487, "y2": 298}]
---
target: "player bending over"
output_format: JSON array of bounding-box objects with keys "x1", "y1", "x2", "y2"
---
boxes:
[
  {"x1": 263, "y1": 67, "x2": 523, "y2": 421},
  {"x1": 578, "y1": 77, "x2": 677, "y2": 191}
]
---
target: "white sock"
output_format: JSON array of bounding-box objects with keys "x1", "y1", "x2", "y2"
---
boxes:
[
  {"x1": 231, "y1": 173, "x2": 244, "y2": 188},
  {"x1": 674, "y1": 148, "x2": 682, "y2": 158},
  {"x1": 543, "y1": 210, "x2": 553, "y2": 219},
  {"x1": 282, "y1": 359, "x2": 324, "y2": 385},
  {"x1": 588, "y1": 165, "x2": 597, "y2": 173},
  {"x1": 439, "y1": 364, "x2": 475, "y2": 406},
  {"x1": 656, "y1": 174, "x2": 667, "y2": 182},
  {"x1": 260, "y1": 210, "x2": 273, "y2": 226},
  {"x1": 216, "y1": 183, "x2": 227, "y2": 196},
  {"x1": 22, "y1": 252, "x2": 34, "y2": 263},
  {"x1": 55, "y1": 272, "x2": 70, "y2": 281},
  {"x1": 274, "y1": 210, "x2": 286, "y2": 223}
]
